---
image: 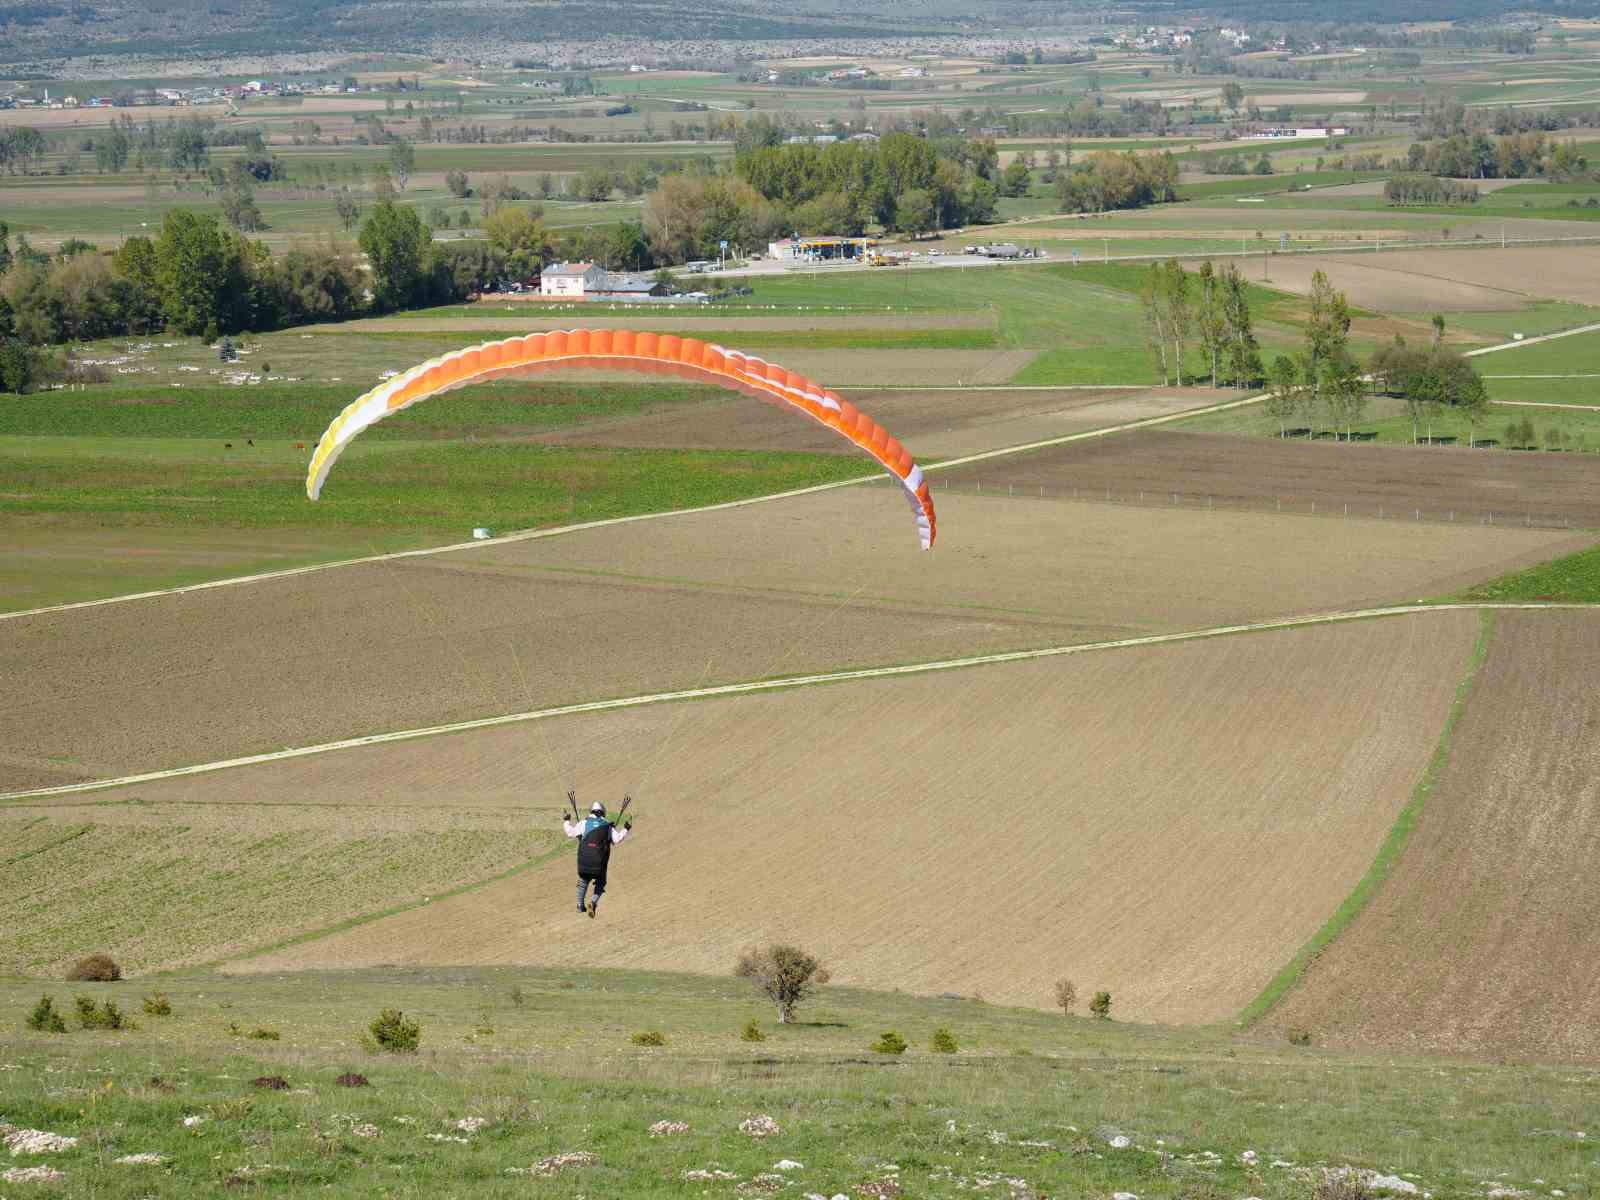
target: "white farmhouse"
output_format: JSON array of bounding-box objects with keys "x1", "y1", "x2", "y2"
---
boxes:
[{"x1": 540, "y1": 261, "x2": 607, "y2": 297}]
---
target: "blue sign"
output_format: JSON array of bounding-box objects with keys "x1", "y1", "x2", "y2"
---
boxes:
[{"x1": 719, "y1": 240, "x2": 729, "y2": 250}]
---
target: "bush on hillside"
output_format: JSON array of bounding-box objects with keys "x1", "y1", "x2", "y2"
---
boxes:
[
  {"x1": 142, "y1": 994, "x2": 172, "y2": 1017},
  {"x1": 871, "y1": 1030, "x2": 908, "y2": 1055},
  {"x1": 930, "y1": 1027, "x2": 958, "y2": 1053},
  {"x1": 26, "y1": 995, "x2": 67, "y2": 1033},
  {"x1": 631, "y1": 1030, "x2": 666, "y2": 1046},
  {"x1": 740, "y1": 1018, "x2": 766, "y2": 1043},
  {"x1": 1089, "y1": 990, "x2": 1112, "y2": 1020},
  {"x1": 75, "y1": 995, "x2": 126, "y2": 1030},
  {"x1": 735, "y1": 944, "x2": 831, "y2": 1025},
  {"x1": 367, "y1": 1008, "x2": 420, "y2": 1053},
  {"x1": 1053, "y1": 978, "x2": 1077, "y2": 1016},
  {"x1": 1287, "y1": 1027, "x2": 1313, "y2": 1047},
  {"x1": 66, "y1": 953, "x2": 121, "y2": 982}
]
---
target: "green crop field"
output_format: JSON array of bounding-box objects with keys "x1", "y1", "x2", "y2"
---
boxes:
[{"x1": 0, "y1": 966, "x2": 1592, "y2": 1199}]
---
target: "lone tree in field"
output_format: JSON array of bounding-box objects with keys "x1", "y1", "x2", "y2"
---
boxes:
[
  {"x1": 1053, "y1": 978, "x2": 1077, "y2": 1016},
  {"x1": 735, "y1": 944, "x2": 830, "y2": 1024}
]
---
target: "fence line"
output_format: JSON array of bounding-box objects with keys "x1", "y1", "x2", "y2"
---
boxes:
[{"x1": 914, "y1": 474, "x2": 1592, "y2": 533}]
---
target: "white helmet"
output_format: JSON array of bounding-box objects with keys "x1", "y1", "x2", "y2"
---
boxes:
[{"x1": 590, "y1": 801, "x2": 606, "y2": 816}]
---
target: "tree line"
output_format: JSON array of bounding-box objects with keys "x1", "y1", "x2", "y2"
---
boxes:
[{"x1": 1138, "y1": 260, "x2": 1263, "y2": 388}]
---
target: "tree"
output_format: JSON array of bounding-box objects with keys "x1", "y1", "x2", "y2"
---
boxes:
[
  {"x1": 335, "y1": 192, "x2": 361, "y2": 232},
  {"x1": 1222, "y1": 81, "x2": 1245, "y2": 114},
  {"x1": 1158, "y1": 259, "x2": 1192, "y2": 387},
  {"x1": 894, "y1": 188, "x2": 937, "y2": 235},
  {"x1": 578, "y1": 167, "x2": 615, "y2": 202},
  {"x1": 269, "y1": 243, "x2": 366, "y2": 325},
  {"x1": 1302, "y1": 268, "x2": 1352, "y2": 421},
  {"x1": 1194, "y1": 261, "x2": 1227, "y2": 387},
  {"x1": 153, "y1": 209, "x2": 242, "y2": 337},
  {"x1": 358, "y1": 200, "x2": 433, "y2": 311},
  {"x1": 220, "y1": 183, "x2": 264, "y2": 232},
  {"x1": 1220, "y1": 263, "x2": 1261, "y2": 387},
  {"x1": 387, "y1": 139, "x2": 415, "y2": 190},
  {"x1": 999, "y1": 159, "x2": 1031, "y2": 197},
  {"x1": 1431, "y1": 312, "x2": 1445, "y2": 347},
  {"x1": 735, "y1": 944, "x2": 830, "y2": 1024},
  {"x1": 111, "y1": 236, "x2": 163, "y2": 333},
  {"x1": 94, "y1": 125, "x2": 131, "y2": 174},
  {"x1": 1052, "y1": 979, "x2": 1077, "y2": 1016},
  {"x1": 0, "y1": 336, "x2": 44, "y2": 393},
  {"x1": 483, "y1": 206, "x2": 551, "y2": 279},
  {"x1": 1265, "y1": 355, "x2": 1299, "y2": 437},
  {"x1": 445, "y1": 169, "x2": 470, "y2": 198},
  {"x1": 1139, "y1": 263, "x2": 1171, "y2": 385}
]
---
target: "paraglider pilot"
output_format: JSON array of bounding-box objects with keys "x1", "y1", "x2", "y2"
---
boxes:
[{"x1": 563, "y1": 792, "x2": 632, "y2": 918}]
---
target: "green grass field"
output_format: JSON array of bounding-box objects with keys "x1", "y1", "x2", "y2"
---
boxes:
[
  {"x1": 1453, "y1": 542, "x2": 1600, "y2": 602},
  {"x1": 0, "y1": 965, "x2": 1592, "y2": 1199}
]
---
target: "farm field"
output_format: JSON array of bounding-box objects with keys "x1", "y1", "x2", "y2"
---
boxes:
[
  {"x1": 944, "y1": 428, "x2": 1600, "y2": 527},
  {"x1": 1218, "y1": 244, "x2": 1600, "y2": 312},
  {"x1": 1264, "y1": 609, "x2": 1600, "y2": 1062},
  {"x1": 137, "y1": 609, "x2": 1480, "y2": 1024},
  {"x1": 5, "y1": 485, "x2": 1586, "y2": 793}
]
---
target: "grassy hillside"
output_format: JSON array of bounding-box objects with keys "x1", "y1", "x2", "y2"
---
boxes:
[{"x1": 0, "y1": 965, "x2": 1592, "y2": 1199}]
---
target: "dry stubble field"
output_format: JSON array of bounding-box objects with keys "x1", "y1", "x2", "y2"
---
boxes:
[
  {"x1": 1221, "y1": 244, "x2": 1600, "y2": 312},
  {"x1": 1264, "y1": 609, "x2": 1600, "y2": 1063},
  {"x1": 4, "y1": 488, "x2": 1582, "y2": 792},
  {"x1": 223, "y1": 610, "x2": 1479, "y2": 1023}
]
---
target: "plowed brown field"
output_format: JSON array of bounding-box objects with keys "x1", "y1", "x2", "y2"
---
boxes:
[
  {"x1": 5, "y1": 490, "x2": 1580, "y2": 791},
  {"x1": 939, "y1": 430, "x2": 1600, "y2": 526},
  {"x1": 1262, "y1": 610, "x2": 1600, "y2": 1063},
  {"x1": 230, "y1": 611, "x2": 1479, "y2": 1022}
]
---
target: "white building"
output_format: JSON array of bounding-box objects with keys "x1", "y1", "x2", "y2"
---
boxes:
[
  {"x1": 1243, "y1": 127, "x2": 1350, "y2": 140},
  {"x1": 540, "y1": 262, "x2": 607, "y2": 297}
]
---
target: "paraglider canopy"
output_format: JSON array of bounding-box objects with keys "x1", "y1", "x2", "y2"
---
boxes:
[{"x1": 304, "y1": 329, "x2": 936, "y2": 549}]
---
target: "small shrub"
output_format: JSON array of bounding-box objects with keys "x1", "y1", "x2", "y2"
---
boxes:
[
  {"x1": 740, "y1": 1018, "x2": 766, "y2": 1043},
  {"x1": 871, "y1": 1030, "x2": 908, "y2": 1055},
  {"x1": 75, "y1": 995, "x2": 126, "y2": 1030},
  {"x1": 368, "y1": 1008, "x2": 420, "y2": 1053},
  {"x1": 1089, "y1": 990, "x2": 1112, "y2": 1020},
  {"x1": 335, "y1": 1072, "x2": 370, "y2": 1088},
  {"x1": 27, "y1": 995, "x2": 66, "y2": 1033},
  {"x1": 142, "y1": 994, "x2": 172, "y2": 1017},
  {"x1": 210, "y1": 1097, "x2": 254, "y2": 1122},
  {"x1": 66, "y1": 953, "x2": 121, "y2": 982},
  {"x1": 508, "y1": 984, "x2": 527, "y2": 1008},
  {"x1": 1287, "y1": 1027, "x2": 1313, "y2": 1047},
  {"x1": 735, "y1": 943, "x2": 831, "y2": 1024},
  {"x1": 252, "y1": 1075, "x2": 289, "y2": 1090},
  {"x1": 930, "y1": 1027, "x2": 958, "y2": 1053},
  {"x1": 1052, "y1": 978, "x2": 1077, "y2": 1016},
  {"x1": 1313, "y1": 1178, "x2": 1375, "y2": 1200},
  {"x1": 632, "y1": 1030, "x2": 666, "y2": 1046},
  {"x1": 246, "y1": 1027, "x2": 280, "y2": 1041}
]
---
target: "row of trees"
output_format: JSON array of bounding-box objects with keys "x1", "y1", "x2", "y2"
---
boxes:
[
  {"x1": 1139, "y1": 260, "x2": 1263, "y2": 388},
  {"x1": 1383, "y1": 175, "x2": 1481, "y2": 207},
  {"x1": 1404, "y1": 131, "x2": 1588, "y2": 181}
]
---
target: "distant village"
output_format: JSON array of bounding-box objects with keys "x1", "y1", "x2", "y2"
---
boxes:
[{"x1": 0, "y1": 77, "x2": 415, "y2": 111}]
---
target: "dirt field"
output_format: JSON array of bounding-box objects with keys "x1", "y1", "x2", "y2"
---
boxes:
[
  {"x1": 939, "y1": 429, "x2": 1600, "y2": 527},
  {"x1": 1263, "y1": 610, "x2": 1600, "y2": 1063},
  {"x1": 536, "y1": 387, "x2": 1223, "y2": 460},
  {"x1": 1222, "y1": 244, "x2": 1600, "y2": 312},
  {"x1": 229, "y1": 611, "x2": 1478, "y2": 1023},
  {"x1": 4, "y1": 486, "x2": 1583, "y2": 791}
]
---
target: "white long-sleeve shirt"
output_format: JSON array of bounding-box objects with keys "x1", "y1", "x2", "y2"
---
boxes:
[{"x1": 564, "y1": 817, "x2": 631, "y2": 844}]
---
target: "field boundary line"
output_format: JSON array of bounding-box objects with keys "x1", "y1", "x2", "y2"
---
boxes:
[
  {"x1": 0, "y1": 392, "x2": 1258, "y2": 623},
  {"x1": 1465, "y1": 321, "x2": 1600, "y2": 358},
  {"x1": 1235, "y1": 610, "x2": 1496, "y2": 1028},
  {"x1": 3, "y1": 602, "x2": 1589, "y2": 805}
]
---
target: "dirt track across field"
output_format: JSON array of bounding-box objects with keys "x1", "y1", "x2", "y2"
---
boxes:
[
  {"x1": 228, "y1": 611, "x2": 1477, "y2": 1022},
  {"x1": 1221, "y1": 244, "x2": 1600, "y2": 312},
  {"x1": 939, "y1": 429, "x2": 1600, "y2": 527},
  {"x1": 536, "y1": 387, "x2": 1221, "y2": 460},
  {"x1": 1263, "y1": 610, "x2": 1600, "y2": 1063},
  {"x1": 3, "y1": 484, "x2": 1582, "y2": 792}
]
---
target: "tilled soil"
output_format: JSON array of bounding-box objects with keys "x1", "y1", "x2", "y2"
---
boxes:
[
  {"x1": 938, "y1": 429, "x2": 1600, "y2": 528},
  {"x1": 3, "y1": 488, "x2": 1583, "y2": 791},
  {"x1": 232, "y1": 611, "x2": 1478, "y2": 1023},
  {"x1": 1263, "y1": 610, "x2": 1600, "y2": 1063}
]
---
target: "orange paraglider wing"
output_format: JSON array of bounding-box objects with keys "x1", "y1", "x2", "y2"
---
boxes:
[{"x1": 305, "y1": 330, "x2": 936, "y2": 549}]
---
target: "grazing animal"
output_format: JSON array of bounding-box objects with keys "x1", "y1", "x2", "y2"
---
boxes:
[
  {"x1": 247, "y1": 438, "x2": 254, "y2": 446},
  {"x1": 295, "y1": 442, "x2": 306, "y2": 450},
  {"x1": 224, "y1": 442, "x2": 232, "y2": 449}
]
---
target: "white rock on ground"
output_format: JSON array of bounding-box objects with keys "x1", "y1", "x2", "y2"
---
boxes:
[
  {"x1": 3, "y1": 1165, "x2": 67, "y2": 1183},
  {"x1": 739, "y1": 1115, "x2": 782, "y2": 1138},
  {"x1": 114, "y1": 1153, "x2": 167, "y2": 1165},
  {"x1": 1108, "y1": 1135, "x2": 1132, "y2": 1149},
  {"x1": 1112, "y1": 1192, "x2": 1139, "y2": 1200},
  {"x1": 774, "y1": 1159, "x2": 804, "y2": 1170}
]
